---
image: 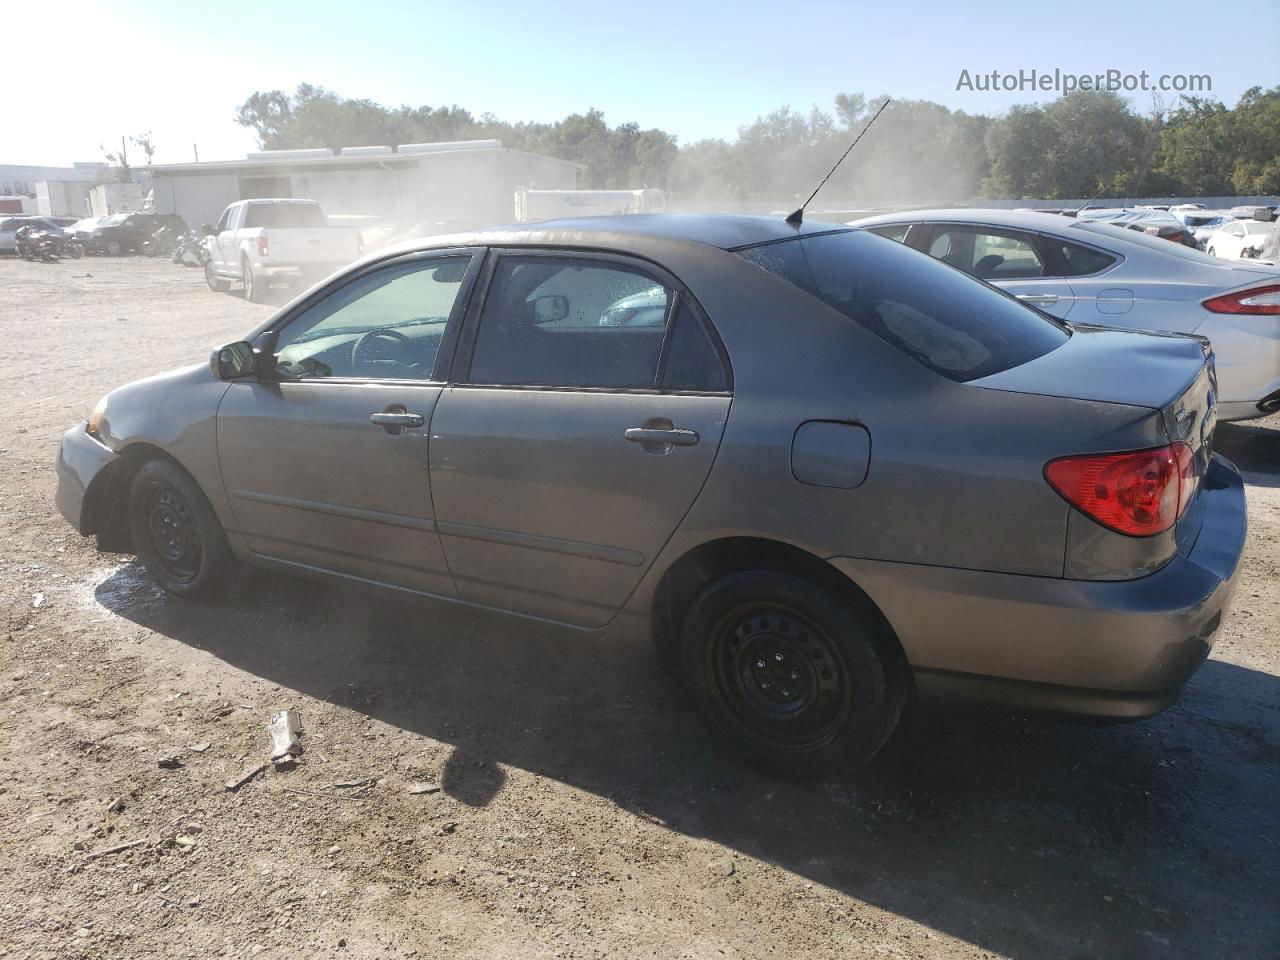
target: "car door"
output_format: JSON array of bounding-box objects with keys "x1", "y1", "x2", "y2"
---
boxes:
[
  {"x1": 918, "y1": 224, "x2": 1078, "y2": 318},
  {"x1": 215, "y1": 250, "x2": 483, "y2": 596},
  {"x1": 214, "y1": 205, "x2": 239, "y2": 272},
  {"x1": 428, "y1": 251, "x2": 732, "y2": 628}
]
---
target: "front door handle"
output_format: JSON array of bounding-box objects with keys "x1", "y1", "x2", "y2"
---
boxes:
[
  {"x1": 370, "y1": 408, "x2": 424, "y2": 435},
  {"x1": 1017, "y1": 293, "x2": 1059, "y2": 304}
]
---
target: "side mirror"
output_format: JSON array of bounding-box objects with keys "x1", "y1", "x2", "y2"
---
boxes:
[
  {"x1": 532, "y1": 294, "x2": 569, "y2": 323},
  {"x1": 201, "y1": 223, "x2": 216, "y2": 237},
  {"x1": 210, "y1": 341, "x2": 257, "y2": 380}
]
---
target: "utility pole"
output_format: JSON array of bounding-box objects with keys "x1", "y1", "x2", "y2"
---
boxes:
[
  {"x1": 120, "y1": 136, "x2": 128, "y2": 169},
  {"x1": 193, "y1": 143, "x2": 199, "y2": 162}
]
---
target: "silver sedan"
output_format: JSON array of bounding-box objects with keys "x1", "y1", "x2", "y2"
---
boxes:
[
  {"x1": 54, "y1": 215, "x2": 1246, "y2": 775},
  {"x1": 851, "y1": 208, "x2": 1280, "y2": 421}
]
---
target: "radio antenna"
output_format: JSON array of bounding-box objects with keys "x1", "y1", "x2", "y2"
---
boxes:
[{"x1": 786, "y1": 98, "x2": 891, "y2": 226}]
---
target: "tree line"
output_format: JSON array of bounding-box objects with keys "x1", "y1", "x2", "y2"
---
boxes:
[{"x1": 235, "y1": 84, "x2": 1280, "y2": 203}]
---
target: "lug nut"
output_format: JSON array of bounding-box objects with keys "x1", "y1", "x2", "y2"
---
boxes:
[
  {"x1": 755, "y1": 659, "x2": 766, "y2": 669},
  {"x1": 774, "y1": 652, "x2": 784, "y2": 661},
  {"x1": 790, "y1": 671, "x2": 799, "y2": 680}
]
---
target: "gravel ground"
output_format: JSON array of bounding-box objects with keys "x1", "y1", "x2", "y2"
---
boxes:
[{"x1": 1, "y1": 256, "x2": 1277, "y2": 960}]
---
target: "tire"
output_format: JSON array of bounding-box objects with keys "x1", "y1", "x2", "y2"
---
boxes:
[
  {"x1": 205, "y1": 260, "x2": 230, "y2": 292},
  {"x1": 127, "y1": 459, "x2": 234, "y2": 599},
  {"x1": 242, "y1": 258, "x2": 265, "y2": 303},
  {"x1": 678, "y1": 571, "x2": 905, "y2": 777},
  {"x1": 1206, "y1": 247, "x2": 1216, "y2": 257}
]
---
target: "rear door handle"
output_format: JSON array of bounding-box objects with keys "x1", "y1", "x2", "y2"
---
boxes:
[
  {"x1": 370, "y1": 409, "x2": 424, "y2": 435},
  {"x1": 624, "y1": 427, "x2": 700, "y2": 446},
  {"x1": 1017, "y1": 294, "x2": 1059, "y2": 304}
]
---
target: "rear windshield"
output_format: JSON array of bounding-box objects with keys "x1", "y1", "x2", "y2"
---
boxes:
[
  {"x1": 244, "y1": 203, "x2": 327, "y2": 229},
  {"x1": 1071, "y1": 221, "x2": 1225, "y2": 263},
  {"x1": 736, "y1": 230, "x2": 1069, "y2": 382}
]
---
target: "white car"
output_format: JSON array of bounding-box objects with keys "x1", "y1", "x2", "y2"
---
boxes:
[
  {"x1": 850, "y1": 208, "x2": 1280, "y2": 421},
  {"x1": 1205, "y1": 219, "x2": 1273, "y2": 261}
]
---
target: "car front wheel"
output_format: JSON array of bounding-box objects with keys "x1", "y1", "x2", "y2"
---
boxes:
[
  {"x1": 679, "y1": 571, "x2": 905, "y2": 777},
  {"x1": 127, "y1": 459, "x2": 234, "y2": 599},
  {"x1": 205, "y1": 261, "x2": 230, "y2": 292}
]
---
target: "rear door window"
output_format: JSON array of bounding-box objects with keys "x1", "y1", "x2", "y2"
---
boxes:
[
  {"x1": 468, "y1": 256, "x2": 673, "y2": 390},
  {"x1": 926, "y1": 226, "x2": 1045, "y2": 279},
  {"x1": 738, "y1": 230, "x2": 1068, "y2": 382}
]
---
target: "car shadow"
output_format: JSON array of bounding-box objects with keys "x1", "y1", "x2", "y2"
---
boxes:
[
  {"x1": 1214, "y1": 419, "x2": 1280, "y2": 487},
  {"x1": 94, "y1": 564, "x2": 1279, "y2": 959}
]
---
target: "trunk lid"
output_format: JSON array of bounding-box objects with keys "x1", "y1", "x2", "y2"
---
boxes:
[{"x1": 971, "y1": 324, "x2": 1208, "y2": 410}]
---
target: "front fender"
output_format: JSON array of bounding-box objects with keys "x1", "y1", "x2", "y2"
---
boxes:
[{"x1": 93, "y1": 363, "x2": 233, "y2": 526}]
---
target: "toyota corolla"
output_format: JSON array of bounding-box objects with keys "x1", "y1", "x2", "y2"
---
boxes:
[{"x1": 55, "y1": 215, "x2": 1247, "y2": 775}]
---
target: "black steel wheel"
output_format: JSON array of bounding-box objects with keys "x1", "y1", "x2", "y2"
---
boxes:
[
  {"x1": 679, "y1": 571, "x2": 904, "y2": 777},
  {"x1": 127, "y1": 459, "x2": 233, "y2": 598}
]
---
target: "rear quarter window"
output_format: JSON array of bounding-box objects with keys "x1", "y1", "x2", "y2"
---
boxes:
[{"x1": 737, "y1": 230, "x2": 1069, "y2": 382}]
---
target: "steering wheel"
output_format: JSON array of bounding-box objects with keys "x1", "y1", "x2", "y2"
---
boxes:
[{"x1": 351, "y1": 328, "x2": 415, "y2": 370}]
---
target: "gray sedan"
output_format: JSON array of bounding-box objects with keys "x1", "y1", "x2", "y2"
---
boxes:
[
  {"x1": 851, "y1": 208, "x2": 1280, "y2": 422},
  {"x1": 55, "y1": 215, "x2": 1246, "y2": 775}
]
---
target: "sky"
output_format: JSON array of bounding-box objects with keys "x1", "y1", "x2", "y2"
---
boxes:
[{"x1": 5, "y1": 0, "x2": 1278, "y2": 167}]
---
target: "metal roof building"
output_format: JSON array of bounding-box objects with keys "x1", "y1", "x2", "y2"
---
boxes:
[{"x1": 148, "y1": 140, "x2": 580, "y2": 229}]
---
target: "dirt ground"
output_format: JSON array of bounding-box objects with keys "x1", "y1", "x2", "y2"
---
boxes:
[{"x1": 0, "y1": 256, "x2": 1277, "y2": 960}]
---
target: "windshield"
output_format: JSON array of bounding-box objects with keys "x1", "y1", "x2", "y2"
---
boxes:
[
  {"x1": 1243, "y1": 221, "x2": 1273, "y2": 236},
  {"x1": 737, "y1": 230, "x2": 1069, "y2": 382},
  {"x1": 244, "y1": 203, "x2": 328, "y2": 228}
]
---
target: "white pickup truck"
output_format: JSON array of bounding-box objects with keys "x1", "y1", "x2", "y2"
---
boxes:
[{"x1": 202, "y1": 199, "x2": 362, "y2": 302}]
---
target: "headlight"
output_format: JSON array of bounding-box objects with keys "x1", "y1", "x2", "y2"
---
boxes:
[{"x1": 86, "y1": 395, "x2": 108, "y2": 438}]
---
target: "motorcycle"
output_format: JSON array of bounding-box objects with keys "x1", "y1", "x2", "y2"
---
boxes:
[
  {"x1": 14, "y1": 224, "x2": 62, "y2": 262},
  {"x1": 171, "y1": 230, "x2": 209, "y2": 268},
  {"x1": 142, "y1": 225, "x2": 181, "y2": 258}
]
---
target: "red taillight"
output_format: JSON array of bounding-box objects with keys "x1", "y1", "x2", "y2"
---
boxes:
[
  {"x1": 1045, "y1": 443, "x2": 1196, "y2": 537},
  {"x1": 256, "y1": 236, "x2": 269, "y2": 257},
  {"x1": 1203, "y1": 284, "x2": 1280, "y2": 315}
]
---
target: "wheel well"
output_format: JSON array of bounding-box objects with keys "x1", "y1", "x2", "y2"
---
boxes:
[
  {"x1": 83, "y1": 442, "x2": 186, "y2": 551},
  {"x1": 650, "y1": 537, "x2": 908, "y2": 673}
]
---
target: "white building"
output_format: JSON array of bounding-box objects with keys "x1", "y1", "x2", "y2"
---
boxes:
[
  {"x1": 0, "y1": 162, "x2": 112, "y2": 217},
  {"x1": 148, "y1": 140, "x2": 581, "y2": 229}
]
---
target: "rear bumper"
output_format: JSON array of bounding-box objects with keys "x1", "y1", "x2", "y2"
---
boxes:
[
  {"x1": 831, "y1": 455, "x2": 1247, "y2": 718},
  {"x1": 55, "y1": 423, "x2": 119, "y2": 533},
  {"x1": 256, "y1": 263, "x2": 343, "y2": 284}
]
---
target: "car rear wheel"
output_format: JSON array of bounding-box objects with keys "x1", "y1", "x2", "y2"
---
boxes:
[
  {"x1": 127, "y1": 459, "x2": 233, "y2": 599},
  {"x1": 1207, "y1": 246, "x2": 1216, "y2": 257},
  {"x1": 679, "y1": 571, "x2": 904, "y2": 777},
  {"x1": 242, "y1": 259, "x2": 265, "y2": 303},
  {"x1": 205, "y1": 261, "x2": 230, "y2": 292}
]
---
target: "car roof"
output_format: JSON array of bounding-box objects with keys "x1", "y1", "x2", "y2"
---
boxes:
[
  {"x1": 422, "y1": 214, "x2": 850, "y2": 254},
  {"x1": 851, "y1": 207, "x2": 1095, "y2": 233}
]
